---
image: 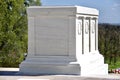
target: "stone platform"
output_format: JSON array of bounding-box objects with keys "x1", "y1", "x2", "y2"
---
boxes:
[{"x1": 0, "y1": 68, "x2": 120, "y2": 80}]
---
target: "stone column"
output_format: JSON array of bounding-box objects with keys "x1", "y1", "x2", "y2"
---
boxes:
[
  {"x1": 95, "y1": 18, "x2": 98, "y2": 51},
  {"x1": 76, "y1": 16, "x2": 84, "y2": 57},
  {"x1": 83, "y1": 17, "x2": 90, "y2": 54},
  {"x1": 90, "y1": 17, "x2": 96, "y2": 53}
]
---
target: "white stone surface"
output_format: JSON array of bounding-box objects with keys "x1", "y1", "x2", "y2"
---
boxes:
[
  {"x1": 0, "y1": 68, "x2": 119, "y2": 80},
  {"x1": 20, "y1": 6, "x2": 108, "y2": 76}
]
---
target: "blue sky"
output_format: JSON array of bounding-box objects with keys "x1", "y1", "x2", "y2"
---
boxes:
[{"x1": 41, "y1": 0, "x2": 120, "y2": 24}]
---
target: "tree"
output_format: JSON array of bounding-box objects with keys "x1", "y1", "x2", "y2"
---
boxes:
[
  {"x1": 0, "y1": 0, "x2": 41, "y2": 67},
  {"x1": 98, "y1": 23, "x2": 120, "y2": 69}
]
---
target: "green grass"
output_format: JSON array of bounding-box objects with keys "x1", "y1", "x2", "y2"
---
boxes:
[{"x1": 106, "y1": 58, "x2": 120, "y2": 70}]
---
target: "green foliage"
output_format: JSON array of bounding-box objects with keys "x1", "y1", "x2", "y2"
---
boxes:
[
  {"x1": 98, "y1": 24, "x2": 120, "y2": 70},
  {"x1": 106, "y1": 58, "x2": 120, "y2": 70},
  {"x1": 0, "y1": 0, "x2": 41, "y2": 67}
]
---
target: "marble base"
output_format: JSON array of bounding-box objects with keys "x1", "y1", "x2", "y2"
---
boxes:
[
  {"x1": 78, "y1": 52, "x2": 108, "y2": 76},
  {"x1": 20, "y1": 62, "x2": 80, "y2": 75},
  {"x1": 19, "y1": 52, "x2": 108, "y2": 75}
]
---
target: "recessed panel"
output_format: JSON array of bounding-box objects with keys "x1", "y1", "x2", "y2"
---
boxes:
[{"x1": 34, "y1": 16, "x2": 69, "y2": 56}]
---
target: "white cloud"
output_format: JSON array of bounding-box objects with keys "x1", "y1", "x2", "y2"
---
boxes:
[
  {"x1": 112, "y1": 3, "x2": 120, "y2": 10},
  {"x1": 113, "y1": 3, "x2": 120, "y2": 7}
]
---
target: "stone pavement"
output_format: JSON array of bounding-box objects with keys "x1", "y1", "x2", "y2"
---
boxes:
[{"x1": 0, "y1": 68, "x2": 120, "y2": 80}]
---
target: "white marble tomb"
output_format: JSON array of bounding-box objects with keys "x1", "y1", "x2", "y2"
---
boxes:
[{"x1": 19, "y1": 6, "x2": 108, "y2": 76}]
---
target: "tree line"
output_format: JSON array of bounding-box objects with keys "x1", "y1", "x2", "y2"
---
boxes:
[{"x1": 98, "y1": 23, "x2": 120, "y2": 69}]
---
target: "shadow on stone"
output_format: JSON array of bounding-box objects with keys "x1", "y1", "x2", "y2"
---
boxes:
[
  {"x1": 0, "y1": 71, "x2": 62, "y2": 76},
  {"x1": 0, "y1": 71, "x2": 19, "y2": 76}
]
